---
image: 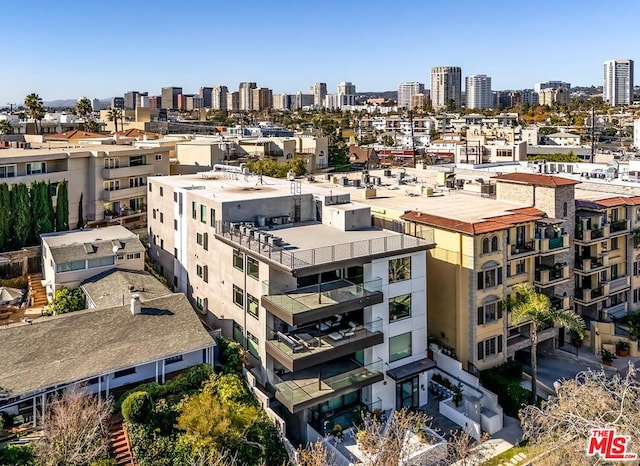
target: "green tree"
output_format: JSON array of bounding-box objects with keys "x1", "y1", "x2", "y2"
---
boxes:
[
  {"x1": 84, "y1": 119, "x2": 101, "y2": 133},
  {"x1": 106, "y1": 108, "x2": 122, "y2": 133},
  {"x1": 10, "y1": 183, "x2": 30, "y2": 249},
  {"x1": 44, "y1": 287, "x2": 86, "y2": 316},
  {"x1": 24, "y1": 93, "x2": 45, "y2": 134},
  {"x1": 122, "y1": 391, "x2": 154, "y2": 424},
  {"x1": 75, "y1": 97, "x2": 92, "y2": 118},
  {"x1": 0, "y1": 119, "x2": 14, "y2": 135},
  {"x1": 0, "y1": 183, "x2": 9, "y2": 251},
  {"x1": 76, "y1": 192, "x2": 84, "y2": 229},
  {"x1": 30, "y1": 181, "x2": 54, "y2": 242},
  {"x1": 510, "y1": 283, "x2": 585, "y2": 403},
  {"x1": 55, "y1": 180, "x2": 69, "y2": 231}
]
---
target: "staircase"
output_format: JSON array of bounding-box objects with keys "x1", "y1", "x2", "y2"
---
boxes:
[
  {"x1": 108, "y1": 415, "x2": 135, "y2": 466},
  {"x1": 28, "y1": 273, "x2": 48, "y2": 307}
]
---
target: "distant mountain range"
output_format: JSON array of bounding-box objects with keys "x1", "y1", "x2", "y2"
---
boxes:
[{"x1": 44, "y1": 99, "x2": 111, "y2": 109}]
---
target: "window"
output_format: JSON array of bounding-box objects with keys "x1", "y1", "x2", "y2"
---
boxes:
[
  {"x1": 233, "y1": 285, "x2": 244, "y2": 308},
  {"x1": 200, "y1": 204, "x2": 207, "y2": 223},
  {"x1": 248, "y1": 294, "x2": 259, "y2": 319},
  {"x1": 611, "y1": 237, "x2": 619, "y2": 250},
  {"x1": 174, "y1": 248, "x2": 178, "y2": 258},
  {"x1": 174, "y1": 219, "x2": 178, "y2": 230},
  {"x1": 515, "y1": 259, "x2": 525, "y2": 275},
  {"x1": 104, "y1": 158, "x2": 119, "y2": 168},
  {"x1": 611, "y1": 263, "x2": 619, "y2": 280},
  {"x1": 196, "y1": 264, "x2": 208, "y2": 282},
  {"x1": 477, "y1": 300, "x2": 503, "y2": 325},
  {"x1": 126, "y1": 252, "x2": 141, "y2": 260},
  {"x1": 88, "y1": 256, "x2": 115, "y2": 268},
  {"x1": 482, "y1": 236, "x2": 498, "y2": 253},
  {"x1": 389, "y1": 333, "x2": 412, "y2": 362},
  {"x1": 192, "y1": 201, "x2": 197, "y2": 219},
  {"x1": 152, "y1": 209, "x2": 157, "y2": 219},
  {"x1": 196, "y1": 296, "x2": 207, "y2": 311},
  {"x1": 159, "y1": 187, "x2": 163, "y2": 197},
  {"x1": 0, "y1": 164, "x2": 16, "y2": 178},
  {"x1": 233, "y1": 321, "x2": 244, "y2": 344},
  {"x1": 562, "y1": 202, "x2": 568, "y2": 218},
  {"x1": 148, "y1": 183, "x2": 152, "y2": 192},
  {"x1": 114, "y1": 367, "x2": 136, "y2": 378},
  {"x1": 104, "y1": 180, "x2": 120, "y2": 191},
  {"x1": 56, "y1": 260, "x2": 86, "y2": 272},
  {"x1": 247, "y1": 332, "x2": 259, "y2": 358},
  {"x1": 477, "y1": 336, "x2": 503, "y2": 360},
  {"x1": 389, "y1": 257, "x2": 411, "y2": 282},
  {"x1": 634, "y1": 288, "x2": 640, "y2": 304},
  {"x1": 389, "y1": 293, "x2": 411, "y2": 321},
  {"x1": 203, "y1": 232, "x2": 208, "y2": 250},
  {"x1": 160, "y1": 239, "x2": 164, "y2": 249},
  {"x1": 130, "y1": 155, "x2": 147, "y2": 166},
  {"x1": 477, "y1": 266, "x2": 503, "y2": 290},
  {"x1": 165, "y1": 355, "x2": 183, "y2": 365},
  {"x1": 197, "y1": 233, "x2": 203, "y2": 245},
  {"x1": 156, "y1": 154, "x2": 163, "y2": 161},
  {"x1": 174, "y1": 192, "x2": 178, "y2": 202},
  {"x1": 210, "y1": 208, "x2": 216, "y2": 227},
  {"x1": 233, "y1": 249, "x2": 244, "y2": 271},
  {"x1": 491, "y1": 236, "x2": 498, "y2": 251},
  {"x1": 634, "y1": 260, "x2": 640, "y2": 276},
  {"x1": 247, "y1": 257, "x2": 259, "y2": 280},
  {"x1": 482, "y1": 238, "x2": 490, "y2": 254},
  {"x1": 160, "y1": 212, "x2": 164, "y2": 223},
  {"x1": 130, "y1": 176, "x2": 144, "y2": 188}
]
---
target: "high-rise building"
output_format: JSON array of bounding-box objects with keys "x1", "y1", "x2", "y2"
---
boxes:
[
  {"x1": 212, "y1": 86, "x2": 228, "y2": 111},
  {"x1": 465, "y1": 75, "x2": 492, "y2": 109},
  {"x1": 430, "y1": 67, "x2": 462, "y2": 110},
  {"x1": 161, "y1": 87, "x2": 182, "y2": 110},
  {"x1": 148, "y1": 96, "x2": 161, "y2": 110},
  {"x1": 291, "y1": 92, "x2": 314, "y2": 110},
  {"x1": 534, "y1": 81, "x2": 571, "y2": 94},
  {"x1": 337, "y1": 81, "x2": 356, "y2": 95},
  {"x1": 239, "y1": 82, "x2": 257, "y2": 111},
  {"x1": 410, "y1": 93, "x2": 428, "y2": 110},
  {"x1": 272, "y1": 94, "x2": 290, "y2": 111},
  {"x1": 227, "y1": 91, "x2": 240, "y2": 112},
  {"x1": 199, "y1": 87, "x2": 213, "y2": 108},
  {"x1": 603, "y1": 59, "x2": 634, "y2": 106},
  {"x1": 91, "y1": 98, "x2": 102, "y2": 112},
  {"x1": 111, "y1": 97, "x2": 124, "y2": 109},
  {"x1": 124, "y1": 91, "x2": 139, "y2": 110},
  {"x1": 397, "y1": 82, "x2": 425, "y2": 109},
  {"x1": 310, "y1": 83, "x2": 327, "y2": 108},
  {"x1": 252, "y1": 88, "x2": 273, "y2": 111}
]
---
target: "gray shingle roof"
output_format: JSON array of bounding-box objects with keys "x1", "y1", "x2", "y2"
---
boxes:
[
  {"x1": 49, "y1": 237, "x2": 145, "y2": 264},
  {"x1": 0, "y1": 293, "x2": 214, "y2": 400},
  {"x1": 81, "y1": 269, "x2": 171, "y2": 309}
]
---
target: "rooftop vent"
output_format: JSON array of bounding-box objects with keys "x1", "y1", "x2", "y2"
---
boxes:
[{"x1": 130, "y1": 294, "x2": 142, "y2": 315}]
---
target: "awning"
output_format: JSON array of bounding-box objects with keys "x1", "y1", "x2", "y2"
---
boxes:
[{"x1": 386, "y1": 358, "x2": 436, "y2": 381}]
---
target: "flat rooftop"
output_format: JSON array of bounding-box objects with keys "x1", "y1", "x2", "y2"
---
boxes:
[{"x1": 41, "y1": 226, "x2": 138, "y2": 248}]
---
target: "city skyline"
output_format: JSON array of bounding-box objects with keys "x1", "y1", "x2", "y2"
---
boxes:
[{"x1": 1, "y1": 0, "x2": 638, "y2": 103}]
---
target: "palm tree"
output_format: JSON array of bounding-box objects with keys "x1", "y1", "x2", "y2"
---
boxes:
[
  {"x1": 75, "y1": 97, "x2": 92, "y2": 118},
  {"x1": 24, "y1": 93, "x2": 45, "y2": 134},
  {"x1": 0, "y1": 119, "x2": 13, "y2": 135},
  {"x1": 510, "y1": 283, "x2": 585, "y2": 403},
  {"x1": 106, "y1": 108, "x2": 122, "y2": 133}
]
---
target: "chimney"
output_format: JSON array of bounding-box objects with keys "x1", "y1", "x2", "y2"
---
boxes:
[{"x1": 130, "y1": 294, "x2": 142, "y2": 315}]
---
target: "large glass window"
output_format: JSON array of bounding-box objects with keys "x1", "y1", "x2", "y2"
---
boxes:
[
  {"x1": 26, "y1": 162, "x2": 46, "y2": 175},
  {"x1": 247, "y1": 294, "x2": 259, "y2": 319},
  {"x1": 129, "y1": 155, "x2": 147, "y2": 166},
  {"x1": 477, "y1": 336, "x2": 503, "y2": 360},
  {"x1": 247, "y1": 332, "x2": 259, "y2": 358},
  {"x1": 233, "y1": 321, "x2": 244, "y2": 344},
  {"x1": 389, "y1": 257, "x2": 411, "y2": 283},
  {"x1": 0, "y1": 165, "x2": 16, "y2": 178},
  {"x1": 233, "y1": 249, "x2": 244, "y2": 271},
  {"x1": 389, "y1": 293, "x2": 411, "y2": 321},
  {"x1": 247, "y1": 257, "x2": 259, "y2": 280},
  {"x1": 389, "y1": 332, "x2": 412, "y2": 362},
  {"x1": 233, "y1": 285, "x2": 244, "y2": 308},
  {"x1": 88, "y1": 256, "x2": 115, "y2": 268},
  {"x1": 56, "y1": 260, "x2": 86, "y2": 272},
  {"x1": 200, "y1": 204, "x2": 207, "y2": 223}
]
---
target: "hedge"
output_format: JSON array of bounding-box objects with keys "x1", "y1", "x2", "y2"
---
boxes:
[
  {"x1": 122, "y1": 391, "x2": 154, "y2": 424},
  {"x1": 480, "y1": 361, "x2": 533, "y2": 417}
]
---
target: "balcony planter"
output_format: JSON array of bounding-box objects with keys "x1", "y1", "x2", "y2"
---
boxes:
[
  {"x1": 570, "y1": 329, "x2": 583, "y2": 348},
  {"x1": 616, "y1": 340, "x2": 630, "y2": 357},
  {"x1": 601, "y1": 348, "x2": 614, "y2": 366}
]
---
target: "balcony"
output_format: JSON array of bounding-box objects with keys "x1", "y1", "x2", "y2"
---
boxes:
[
  {"x1": 549, "y1": 295, "x2": 571, "y2": 312},
  {"x1": 270, "y1": 358, "x2": 384, "y2": 412},
  {"x1": 266, "y1": 319, "x2": 383, "y2": 371},
  {"x1": 538, "y1": 235, "x2": 569, "y2": 255},
  {"x1": 575, "y1": 227, "x2": 608, "y2": 244},
  {"x1": 508, "y1": 240, "x2": 537, "y2": 258},
  {"x1": 575, "y1": 286, "x2": 608, "y2": 304},
  {"x1": 574, "y1": 256, "x2": 608, "y2": 274},
  {"x1": 534, "y1": 265, "x2": 570, "y2": 287},
  {"x1": 609, "y1": 219, "x2": 629, "y2": 235},
  {"x1": 607, "y1": 276, "x2": 630, "y2": 293},
  {"x1": 102, "y1": 164, "x2": 153, "y2": 179},
  {"x1": 602, "y1": 302, "x2": 629, "y2": 321},
  {"x1": 102, "y1": 185, "x2": 147, "y2": 201},
  {"x1": 261, "y1": 279, "x2": 383, "y2": 326}
]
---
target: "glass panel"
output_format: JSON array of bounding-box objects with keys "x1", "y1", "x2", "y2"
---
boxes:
[
  {"x1": 247, "y1": 257, "x2": 259, "y2": 279},
  {"x1": 389, "y1": 257, "x2": 411, "y2": 283},
  {"x1": 389, "y1": 293, "x2": 411, "y2": 321},
  {"x1": 389, "y1": 332, "x2": 412, "y2": 362}
]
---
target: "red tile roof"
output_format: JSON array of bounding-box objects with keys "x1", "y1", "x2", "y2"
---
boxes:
[
  {"x1": 492, "y1": 172, "x2": 580, "y2": 187},
  {"x1": 45, "y1": 130, "x2": 105, "y2": 141}
]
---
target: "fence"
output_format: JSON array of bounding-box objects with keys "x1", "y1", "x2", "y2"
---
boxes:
[{"x1": 0, "y1": 246, "x2": 41, "y2": 279}]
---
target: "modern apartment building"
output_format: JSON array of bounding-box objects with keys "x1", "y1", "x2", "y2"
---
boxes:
[
  {"x1": 465, "y1": 75, "x2": 492, "y2": 109},
  {"x1": 161, "y1": 87, "x2": 182, "y2": 111},
  {"x1": 199, "y1": 87, "x2": 213, "y2": 108},
  {"x1": 239, "y1": 82, "x2": 257, "y2": 111},
  {"x1": 310, "y1": 82, "x2": 327, "y2": 108},
  {"x1": 431, "y1": 66, "x2": 462, "y2": 110},
  {"x1": 212, "y1": 86, "x2": 228, "y2": 111},
  {"x1": 146, "y1": 173, "x2": 434, "y2": 444},
  {"x1": 538, "y1": 87, "x2": 570, "y2": 106},
  {"x1": 252, "y1": 88, "x2": 273, "y2": 111},
  {"x1": 603, "y1": 59, "x2": 634, "y2": 106},
  {"x1": 0, "y1": 145, "x2": 170, "y2": 228},
  {"x1": 227, "y1": 91, "x2": 240, "y2": 112},
  {"x1": 534, "y1": 81, "x2": 570, "y2": 94},
  {"x1": 272, "y1": 94, "x2": 290, "y2": 111},
  {"x1": 337, "y1": 81, "x2": 356, "y2": 95},
  {"x1": 397, "y1": 82, "x2": 425, "y2": 109},
  {"x1": 291, "y1": 93, "x2": 314, "y2": 110}
]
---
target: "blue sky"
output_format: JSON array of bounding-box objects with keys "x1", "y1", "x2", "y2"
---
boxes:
[{"x1": 1, "y1": 0, "x2": 637, "y2": 103}]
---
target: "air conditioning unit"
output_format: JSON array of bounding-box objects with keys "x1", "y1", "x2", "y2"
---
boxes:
[{"x1": 271, "y1": 216, "x2": 283, "y2": 225}]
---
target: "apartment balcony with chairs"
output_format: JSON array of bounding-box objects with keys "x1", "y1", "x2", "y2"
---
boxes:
[
  {"x1": 261, "y1": 278, "x2": 383, "y2": 326},
  {"x1": 269, "y1": 357, "x2": 384, "y2": 412},
  {"x1": 534, "y1": 264, "x2": 570, "y2": 288},
  {"x1": 574, "y1": 255, "x2": 609, "y2": 274},
  {"x1": 266, "y1": 318, "x2": 384, "y2": 371},
  {"x1": 508, "y1": 240, "x2": 537, "y2": 258}
]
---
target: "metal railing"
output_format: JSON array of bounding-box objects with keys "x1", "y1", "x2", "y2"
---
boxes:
[
  {"x1": 217, "y1": 221, "x2": 432, "y2": 271},
  {"x1": 510, "y1": 240, "x2": 536, "y2": 255},
  {"x1": 610, "y1": 219, "x2": 628, "y2": 233}
]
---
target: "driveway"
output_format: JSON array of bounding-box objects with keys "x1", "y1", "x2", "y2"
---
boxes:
[{"x1": 523, "y1": 352, "x2": 598, "y2": 390}]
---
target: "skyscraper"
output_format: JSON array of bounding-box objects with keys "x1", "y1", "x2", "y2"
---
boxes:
[
  {"x1": 161, "y1": 87, "x2": 182, "y2": 110},
  {"x1": 252, "y1": 88, "x2": 273, "y2": 111},
  {"x1": 212, "y1": 86, "x2": 228, "y2": 111},
  {"x1": 465, "y1": 75, "x2": 492, "y2": 109},
  {"x1": 199, "y1": 87, "x2": 213, "y2": 108},
  {"x1": 603, "y1": 59, "x2": 634, "y2": 106},
  {"x1": 337, "y1": 82, "x2": 356, "y2": 95},
  {"x1": 430, "y1": 67, "x2": 462, "y2": 110},
  {"x1": 397, "y1": 82, "x2": 425, "y2": 109},
  {"x1": 239, "y1": 82, "x2": 257, "y2": 111},
  {"x1": 310, "y1": 82, "x2": 327, "y2": 108}
]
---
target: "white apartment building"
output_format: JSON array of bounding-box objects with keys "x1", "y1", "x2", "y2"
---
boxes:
[
  {"x1": 146, "y1": 172, "x2": 435, "y2": 444},
  {"x1": 397, "y1": 82, "x2": 425, "y2": 109},
  {"x1": 431, "y1": 66, "x2": 462, "y2": 110},
  {"x1": 324, "y1": 93, "x2": 356, "y2": 110},
  {"x1": 239, "y1": 82, "x2": 257, "y2": 111},
  {"x1": 534, "y1": 81, "x2": 570, "y2": 93},
  {"x1": 310, "y1": 82, "x2": 327, "y2": 108},
  {"x1": 634, "y1": 119, "x2": 640, "y2": 150},
  {"x1": 212, "y1": 86, "x2": 228, "y2": 111},
  {"x1": 604, "y1": 59, "x2": 634, "y2": 106},
  {"x1": 465, "y1": 75, "x2": 492, "y2": 109}
]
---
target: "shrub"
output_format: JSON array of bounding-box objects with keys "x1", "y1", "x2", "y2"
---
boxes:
[
  {"x1": 480, "y1": 361, "x2": 532, "y2": 417},
  {"x1": 43, "y1": 286, "x2": 86, "y2": 316},
  {"x1": 214, "y1": 373, "x2": 251, "y2": 405},
  {"x1": 90, "y1": 459, "x2": 118, "y2": 466},
  {"x1": 122, "y1": 391, "x2": 154, "y2": 424},
  {"x1": 216, "y1": 336, "x2": 244, "y2": 374},
  {"x1": 0, "y1": 445, "x2": 36, "y2": 465}
]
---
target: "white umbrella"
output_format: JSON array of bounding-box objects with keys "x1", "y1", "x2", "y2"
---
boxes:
[{"x1": 0, "y1": 287, "x2": 22, "y2": 305}]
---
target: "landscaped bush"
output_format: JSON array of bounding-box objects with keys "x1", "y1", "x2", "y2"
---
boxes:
[
  {"x1": 216, "y1": 336, "x2": 244, "y2": 374},
  {"x1": 43, "y1": 286, "x2": 86, "y2": 316},
  {"x1": 0, "y1": 445, "x2": 36, "y2": 465},
  {"x1": 122, "y1": 391, "x2": 154, "y2": 424},
  {"x1": 480, "y1": 361, "x2": 534, "y2": 417},
  {"x1": 0, "y1": 276, "x2": 28, "y2": 290},
  {"x1": 90, "y1": 459, "x2": 118, "y2": 466}
]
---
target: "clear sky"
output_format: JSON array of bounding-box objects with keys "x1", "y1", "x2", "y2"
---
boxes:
[{"x1": 1, "y1": 0, "x2": 637, "y2": 103}]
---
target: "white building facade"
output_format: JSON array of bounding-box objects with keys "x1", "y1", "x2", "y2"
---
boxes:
[
  {"x1": 604, "y1": 59, "x2": 634, "y2": 106},
  {"x1": 397, "y1": 82, "x2": 425, "y2": 109},
  {"x1": 465, "y1": 75, "x2": 492, "y2": 109}
]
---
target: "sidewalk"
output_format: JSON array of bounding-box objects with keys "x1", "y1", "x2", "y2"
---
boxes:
[{"x1": 557, "y1": 345, "x2": 640, "y2": 377}]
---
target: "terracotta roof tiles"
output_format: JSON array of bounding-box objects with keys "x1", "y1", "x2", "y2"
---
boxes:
[{"x1": 492, "y1": 172, "x2": 580, "y2": 187}]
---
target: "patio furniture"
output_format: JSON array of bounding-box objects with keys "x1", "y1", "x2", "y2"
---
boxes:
[
  {"x1": 341, "y1": 329, "x2": 355, "y2": 338},
  {"x1": 330, "y1": 314, "x2": 343, "y2": 328},
  {"x1": 317, "y1": 321, "x2": 332, "y2": 332},
  {"x1": 277, "y1": 331, "x2": 304, "y2": 352},
  {"x1": 328, "y1": 331, "x2": 344, "y2": 341}
]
